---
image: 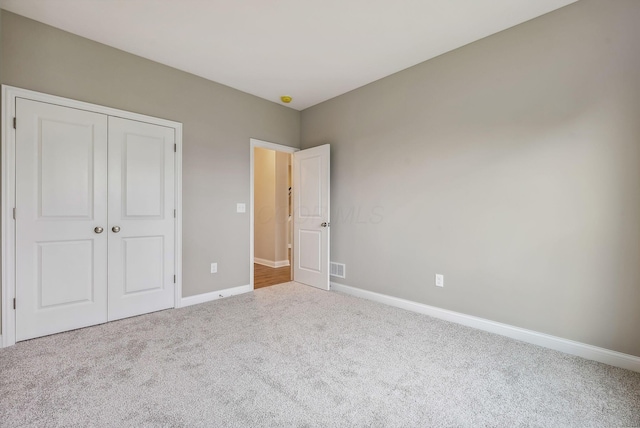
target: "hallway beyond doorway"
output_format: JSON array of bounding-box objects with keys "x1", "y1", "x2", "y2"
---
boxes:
[{"x1": 254, "y1": 263, "x2": 291, "y2": 289}]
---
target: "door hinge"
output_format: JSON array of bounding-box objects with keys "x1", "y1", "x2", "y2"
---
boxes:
[
  {"x1": 12, "y1": 208, "x2": 16, "y2": 220},
  {"x1": 13, "y1": 298, "x2": 16, "y2": 310},
  {"x1": 173, "y1": 275, "x2": 176, "y2": 283},
  {"x1": 174, "y1": 209, "x2": 176, "y2": 218},
  {"x1": 13, "y1": 117, "x2": 16, "y2": 129},
  {"x1": 174, "y1": 144, "x2": 177, "y2": 152}
]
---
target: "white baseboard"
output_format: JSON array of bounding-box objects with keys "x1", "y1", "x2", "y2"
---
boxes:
[
  {"x1": 254, "y1": 257, "x2": 272, "y2": 267},
  {"x1": 254, "y1": 257, "x2": 290, "y2": 268},
  {"x1": 180, "y1": 284, "x2": 252, "y2": 308},
  {"x1": 330, "y1": 282, "x2": 640, "y2": 373}
]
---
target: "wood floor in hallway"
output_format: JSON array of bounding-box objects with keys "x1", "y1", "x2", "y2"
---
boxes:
[{"x1": 254, "y1": 263, "x2": 291, "y2": 289}]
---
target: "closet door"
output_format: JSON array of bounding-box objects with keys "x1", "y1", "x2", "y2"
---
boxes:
[
  {"x1": 107, "y1": 117, "x2": 175, "y2": 321},
  {"x1": 15, "y1": 99, "x2": 108, "y2": 341}
]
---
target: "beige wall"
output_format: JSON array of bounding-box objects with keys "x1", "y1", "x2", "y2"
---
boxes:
[
  {"x1": 274, "y1": 151, "x2": 290, "y2": 263},
  {"x1": 254, "y1": 148, "x2": 276, "y2": 262},
  {"x1": 254, "y1": 148, "x2": 290, "y2": 264},
  {"x1": 301, "y1": 0, "x2": 640, "y2": 356},
  {"x1": 0, "y1": 10, "x2": 300, "y2": 313}
]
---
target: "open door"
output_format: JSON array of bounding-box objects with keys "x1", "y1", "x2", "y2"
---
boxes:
[{"x1": 293, "y1": 144, "x2": 330, "y2": 290}]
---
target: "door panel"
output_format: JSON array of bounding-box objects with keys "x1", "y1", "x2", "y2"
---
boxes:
[
  {"x1": 299, "y1": 156, "x2": 322, "y2": 217},
  {"x1": 122, "y1": 236, "x2": 165, "y2": 294},
  {"x1": 298, "y1": 230, "x2": 322, "y2": 272},
  {"x1": 38, "y1": 240, "x2": 94, "y2": 307},
  {"x1": 108, "y1": 117, "x2": 175, "y2": 321},
  {"x1": 293, "y1": 144, "x2": 330, "y2": 290},
  {"x1": 39, "y1": 120, "x2": 94, "y2": 218},
  {"x1": 15, "y1": 98, "x2": 108, "y2": 341},
  {"x1": 124, "y1": 133, "x2": 165, "y2": 217}
]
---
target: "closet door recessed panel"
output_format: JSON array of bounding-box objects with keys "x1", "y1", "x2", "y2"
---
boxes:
[
  {"x1": 123, "y1": 133, "x2": 164, "y2": 218},
  {"x1": 123, "y1": 236, "x2": 164, "y2": 294},
  {"x1": 38, "y1": 240, "x2": 94, "y2": 308},
  {"x1": 39, "y1": 119, "x2": 94, "y2": 219}
]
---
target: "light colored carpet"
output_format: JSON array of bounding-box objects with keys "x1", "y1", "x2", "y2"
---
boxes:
[{"x1": 1, "y1": 282, "x2": 639, "y2": 427}]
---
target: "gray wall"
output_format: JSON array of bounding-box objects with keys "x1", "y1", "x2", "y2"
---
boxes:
[
  {"x1": 0, "y1": 10, "x2": 300, "y2": 310},
  {"x1": 302, "y1": 0, "x2": 640, "y2": 356}
]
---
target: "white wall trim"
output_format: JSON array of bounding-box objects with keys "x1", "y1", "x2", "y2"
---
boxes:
[
  {"x1": 180, "y1": 284, "x2": 252, "y2": 307},
  {"x1": 173, "y1": 121, "x2": 184, "y2": 310},
  {"x1": 1, "y1": 86, "x2": 16, "y2": 348},
  {"x1": 1, "y1": 85, "x2": 183, "y2": 347},
  {"x1": 249, "y1": 138, "x2": 298, "y2": 290},
  {"x1": 330, "y1": 282, "x2": 640, "y2": 373},
  {"x1": 254, "y1": 257, "x2": 290, "y2": 268}
]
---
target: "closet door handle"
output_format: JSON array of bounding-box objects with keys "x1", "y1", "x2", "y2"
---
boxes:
[
  {"x1": 112, "y1": 226, "x2": 121, "y2": 233},
  {"x1": 94, "y1": 227, "x2": 104, "y2": 234}
]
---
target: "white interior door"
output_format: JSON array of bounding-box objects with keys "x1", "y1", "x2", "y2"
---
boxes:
[
  {"x1": 15, "y1": 99, "x2": 108, "y2": 341},
  {"x1": 293, "y1": 144, "x2": 330, "y2": 290},
  {"x1": 107, "y1": 117, "x2": 175, "y2": 321}
]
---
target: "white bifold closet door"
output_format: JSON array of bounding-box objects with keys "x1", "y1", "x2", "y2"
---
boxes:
[{"x1": 15, "y1": 98, "x2": 175, "y2": 341}]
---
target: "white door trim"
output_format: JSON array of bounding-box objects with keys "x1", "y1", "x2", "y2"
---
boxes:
[
  {"x1": 1, "y1": 85, "x2": 184, "y2": 348},
  {"x1": 249, "y1": 139, "x2": 298, "y2": 289}
]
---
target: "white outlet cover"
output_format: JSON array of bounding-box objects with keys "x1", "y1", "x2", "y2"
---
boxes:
[
  {"x1": 236, "y1": 203, "x2": 246, "y2": 213},
  {"x1": 435, "y1": 274, "x2": 444, "y2": 287},
  {"x1": 211, "y1": 263, "x2": 218, "y2": 274}
]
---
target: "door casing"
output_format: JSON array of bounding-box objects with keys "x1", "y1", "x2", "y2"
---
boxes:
[{"x1": 1, "y1": 85, "x2": 184, "y2": 348}]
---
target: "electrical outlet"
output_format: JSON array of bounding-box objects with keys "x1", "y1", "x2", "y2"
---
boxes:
[
  {"x1": 211, "y1": 263, "x2": 218, "y2": 274},
  {"x1": 236, "y1": 203, "x2": 246, "y2": 213},
  {"x1": 435, "y1": 274, "x2": 444, "y2": 287}
]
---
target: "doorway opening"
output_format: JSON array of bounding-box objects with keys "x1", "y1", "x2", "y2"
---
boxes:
[
  {"x1": 250, "y1": 138, "x2": 331, "y2": 291},
  {"x1": 253, "y1": 147, "x2": 292, "y2": 288},
  {"x1": 250, "y1": 139, "x2": 298, "y2": 290}
]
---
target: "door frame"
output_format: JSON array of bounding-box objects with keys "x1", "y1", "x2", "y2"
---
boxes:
[
  {"x1": 249, "y1": 138, "x2": 298, "y2": 289},
  {"x1": 1, "y1": 85, "x2": 184, "y2": 348}
]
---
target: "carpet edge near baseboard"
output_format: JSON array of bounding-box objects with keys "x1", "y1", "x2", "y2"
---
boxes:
[{"x1": 330, "y1": 281, "x2": 640, "y2": 373}]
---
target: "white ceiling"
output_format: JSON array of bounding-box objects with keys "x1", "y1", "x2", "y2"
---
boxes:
[{"x1": 0, "y1": 0, "x2": 577, "y2": 110}]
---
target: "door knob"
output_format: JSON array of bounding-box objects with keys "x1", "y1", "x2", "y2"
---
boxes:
[
  {"x1": 112, "y1": 226, "x2": 121, "y2": 233},
  {"x1": 94, "y1": 227, "x2": 104, "y2": 234},
  {"x1": 321, "y1": 222, "x2": 330, "y2": 227}
]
